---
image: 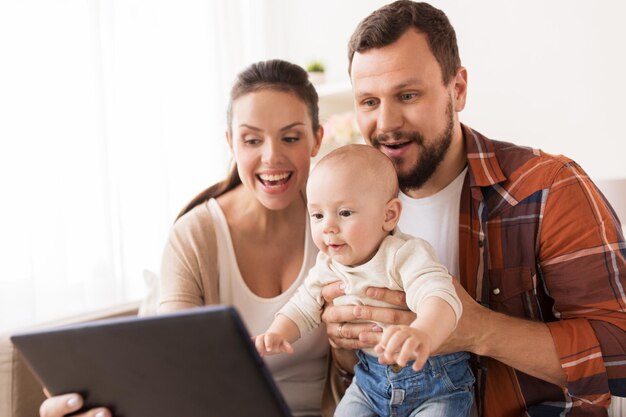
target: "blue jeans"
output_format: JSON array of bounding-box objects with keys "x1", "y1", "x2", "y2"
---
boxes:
[{"x1": 334, "y1": 350, "x2": 474, "y2": 417}]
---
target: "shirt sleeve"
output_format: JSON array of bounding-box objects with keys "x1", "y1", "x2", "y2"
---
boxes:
[
  {"x1": 393, "y1": 238, "x2": 463, "y2": 325},
  {"x1": 278, "y1": 252, "x2": 337, "y2": 337},
  {"x1": 539, "y1": 160, "x2": 626, "y2": 403}
]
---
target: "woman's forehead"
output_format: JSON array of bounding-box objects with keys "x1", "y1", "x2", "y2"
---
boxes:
[{"x1": 231, "y1": 89, "x2": 310, "y2": 126}]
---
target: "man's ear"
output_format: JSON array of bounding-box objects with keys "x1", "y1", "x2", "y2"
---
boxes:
[
  {"x1": 311, "y1": 126, "x2": 324, "y2": 157},
  {"x1": 452, "y1": 66, "x2": 468, "y2": 113},
  {"x1": 383, "y1": 197, "x2": 402, "y2": 232}
]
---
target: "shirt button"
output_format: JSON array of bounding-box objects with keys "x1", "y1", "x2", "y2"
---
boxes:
[
  {"x1": 493, "y1": 288, "x2": 501, "y2": 295},
  {"x1": 390, "y1": 364, "x2": 402, "y2": 373}
]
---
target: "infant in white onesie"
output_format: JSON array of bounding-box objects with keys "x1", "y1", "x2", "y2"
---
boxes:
[{"x1": 254, "y1": 143, "x2": 461, "y2": 368}]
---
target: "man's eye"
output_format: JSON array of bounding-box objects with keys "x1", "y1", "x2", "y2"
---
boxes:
[
  {"x1": 400, "y1": 93, "x2": 416, "y2": 101},
  {"x1": 363, "y1": 99, "x2": 377, "y2": 107},
  {"x1": 339, "y1": 210, "x2": 352, "y2": 217}
]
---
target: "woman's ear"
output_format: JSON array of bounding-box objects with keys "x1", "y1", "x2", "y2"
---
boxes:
[
  {"x1": 225, "y1": 131, "x2": 234, "y2": 156},
  {"x1": 383, "y1": 197, "x2": 402, "y2": 232},
  {"x1": 310, "y1": 126, "x2": 324, "y2": 157}
]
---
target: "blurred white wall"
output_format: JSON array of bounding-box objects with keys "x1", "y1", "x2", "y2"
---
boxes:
[{"x1": 1, "y1": 0, "x2": 624, "y2": 330}]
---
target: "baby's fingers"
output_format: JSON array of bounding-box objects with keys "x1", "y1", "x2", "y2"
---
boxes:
[
  {"x1": 279, "y1": 340, "x2": 294, "y2": 354},
  {"x1": 375, "y1": 325, "x2": 401, "y2": 356},
  {"x1": 396, "y1": 338, "x2": 420, "y2": 367},
  {"x1": 263, "y1": 333, "x2": 291, "y2": 355},
  {"x1": 264, "y1": 334, "x2": 279, "y2": 352},
  {"x1": 383, "y1": 329, "x2": 410, "y2": 358},
  {"x1": 378, "y1": 325, "x2": 400, "y2": 347},
  {"x1": 411, "y1": 344, "x2": 429, "y2": 371},
  {"x1": 253, "y1": 335, "x2": 269, "y2": 356}
]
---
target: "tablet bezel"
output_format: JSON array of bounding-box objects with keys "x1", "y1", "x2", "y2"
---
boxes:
[{"x1": 11, "y1": 305, "x2": 293, "y2": 417}]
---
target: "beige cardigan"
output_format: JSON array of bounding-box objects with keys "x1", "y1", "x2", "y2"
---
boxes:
[{"x1": 159, "y1": 203, "x2": 221, "y2": 309}]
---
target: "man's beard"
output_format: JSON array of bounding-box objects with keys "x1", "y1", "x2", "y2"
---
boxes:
[{"x1": 371, "y1": 99, "x2": 454, "y2": 192}]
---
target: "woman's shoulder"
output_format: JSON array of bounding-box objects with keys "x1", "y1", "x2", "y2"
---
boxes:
[
  {"x1": 175, "y1": 201, "x2": 214, "y2": 228},
  {"x1": 168, "y1": 201, "x2": 218, "y2": 249}
]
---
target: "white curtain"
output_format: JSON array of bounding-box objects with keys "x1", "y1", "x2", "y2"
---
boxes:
[{"x1": 0, "y1": 0, "x2": 268, "y2": 331}]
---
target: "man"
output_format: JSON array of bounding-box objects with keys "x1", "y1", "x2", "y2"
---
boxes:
[{"x1": 322, "y1": 1, "x2": 626, "y2": 416}]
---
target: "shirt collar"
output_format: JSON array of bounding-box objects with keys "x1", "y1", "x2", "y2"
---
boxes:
[{"x1": 462, "y1": 123, "x2": 507, "y2": 188}]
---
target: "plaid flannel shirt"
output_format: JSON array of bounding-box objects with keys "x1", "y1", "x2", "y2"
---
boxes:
[{"x1": 458, "y1": 125, "x2": 626, "y2": 416}]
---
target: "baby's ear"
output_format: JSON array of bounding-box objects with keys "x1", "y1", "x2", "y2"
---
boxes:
[{"x1": 383, "y1": 198, "x2": 402, "y2": 232}]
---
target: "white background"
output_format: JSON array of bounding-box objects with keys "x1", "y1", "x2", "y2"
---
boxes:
[{"x1": 0, "y1": 0, "x2": 624, "y2": 331}]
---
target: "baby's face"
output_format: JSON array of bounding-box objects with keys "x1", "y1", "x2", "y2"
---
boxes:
[{"x1": 307, "y1": 162, "x2": 392, "y2": 267}]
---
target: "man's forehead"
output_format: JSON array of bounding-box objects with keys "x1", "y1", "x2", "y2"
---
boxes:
[
  {"x1": 350, "y1": 31, "x2": 441, "y2": 86},
  {"x1": 351, "y1": 58, "x2": 440, "y2": 97}
]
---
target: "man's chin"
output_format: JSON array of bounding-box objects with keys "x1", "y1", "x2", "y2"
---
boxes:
[{"x1": 392, "y1": 162, "x2": 414, "y2": 180}]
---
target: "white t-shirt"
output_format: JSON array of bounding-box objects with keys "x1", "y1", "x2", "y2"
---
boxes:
[{"x1": 397, "y1": 167, "x2": 468, "y2": 278}]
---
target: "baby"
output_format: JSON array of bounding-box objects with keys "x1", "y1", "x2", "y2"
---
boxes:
[{"x1": 255, "y1": 144, "x2": 474, "y2": 417}]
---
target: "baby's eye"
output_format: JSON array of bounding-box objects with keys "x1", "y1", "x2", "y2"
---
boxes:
[
  {"x1": 339, "y1": 210, "x2": 352, "y2": 217},
  {"x1": 311, "y1": 213, "x2": 323, "y2": 220}
]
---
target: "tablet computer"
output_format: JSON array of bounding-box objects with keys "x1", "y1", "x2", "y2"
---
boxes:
[{"x1": 11, "y1": 305, "x2": 292, "y2": 417}]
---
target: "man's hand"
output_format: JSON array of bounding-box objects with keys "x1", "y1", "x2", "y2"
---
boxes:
[{"x1": 320, "y1": 281, "x2": 415, "y2": 350}]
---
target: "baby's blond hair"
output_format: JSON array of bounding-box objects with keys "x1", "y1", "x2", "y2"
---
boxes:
[{"x1": 312, "y1": 144, "x2": 399, "y2": 200}]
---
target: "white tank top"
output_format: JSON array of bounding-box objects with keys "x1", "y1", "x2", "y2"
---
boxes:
[
  {"x1": 207, "y1": 199, "x2": 328, "y2": 416},
  {"x1": 397, "y1": 167, "x2": 467, "y2": 278}
]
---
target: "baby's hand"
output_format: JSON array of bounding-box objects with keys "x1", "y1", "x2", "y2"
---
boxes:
[
  {"x1": 253, "y1": 332, "x2": 294, "y2": 357},
  {"x1": 374, "y1": 325, "x2": 432, "y2": 371}
]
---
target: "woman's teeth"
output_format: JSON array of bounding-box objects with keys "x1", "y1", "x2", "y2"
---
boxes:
[
  {"x1": 259, "y1": 173, "x2": 289, "y2": 181},
  {"x1": 258, "y1": 172, "x2": 291, "y2": 186}
]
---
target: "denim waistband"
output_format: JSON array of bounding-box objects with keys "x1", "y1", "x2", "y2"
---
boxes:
[{"x1": 356, "y1": 350, "x2": 470, "y2": 381}]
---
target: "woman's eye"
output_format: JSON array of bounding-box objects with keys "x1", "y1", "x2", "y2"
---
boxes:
[
  {"x1": 244, "y1": 138, "x2": 261, "y2": 145},
  {"x1": 339, "y1": 210, "x2": 352, "y2": 217},
  {"x1": 283, "y1": 136, "x2": 300, "y2": 143}
]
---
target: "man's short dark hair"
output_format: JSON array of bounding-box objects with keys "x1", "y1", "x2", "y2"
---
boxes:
[{"x1": 348, "y1": 1, "x2": 461, "y2": 85}]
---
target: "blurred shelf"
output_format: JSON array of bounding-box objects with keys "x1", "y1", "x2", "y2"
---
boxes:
[
  {"x1": 315, "y1": 81, "x2": 351, "y2": 98},
  {"x1": 315, "y1": 81, "x2": 353, "y2": 121}
]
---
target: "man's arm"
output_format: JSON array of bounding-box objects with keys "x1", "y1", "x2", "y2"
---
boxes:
[
  {"x1": 438, "y1": 280, "x2": 566, "y2": 386},
  {"x1": 327, "y1": 280, "x2": 568, "y2": 386},
  {"x1": 533, "y1": 162, "x2": 626, "y2": 399}
]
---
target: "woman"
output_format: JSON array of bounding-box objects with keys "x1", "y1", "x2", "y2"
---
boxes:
[{"x1": 38, "y1": 59, "x2": 411, "y2": 417}]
